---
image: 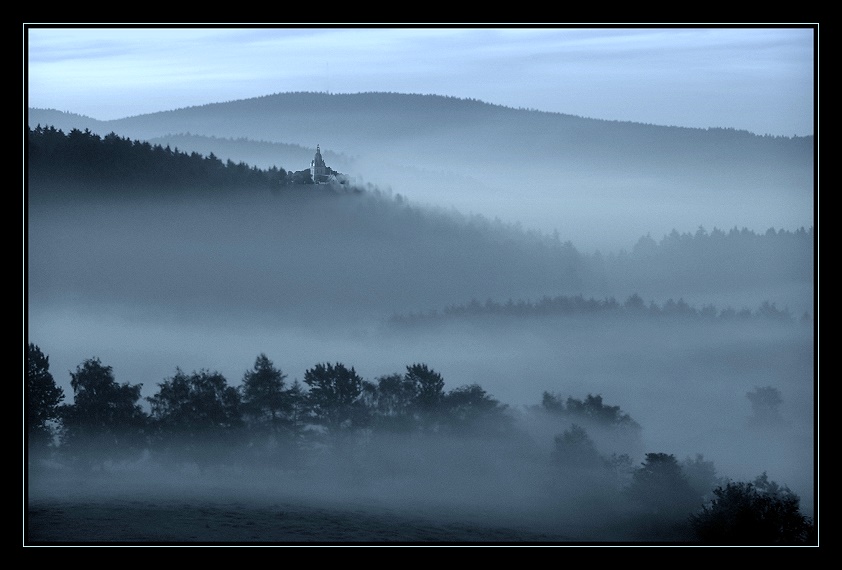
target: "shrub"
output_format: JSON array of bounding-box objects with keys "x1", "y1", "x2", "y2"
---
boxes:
[{"x1": 689, "y1": 473, "x2": 815, "y2": 545}]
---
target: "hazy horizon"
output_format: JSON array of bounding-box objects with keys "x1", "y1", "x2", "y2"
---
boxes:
[{"x1": 25, "y1": 26, "x2": 815, "y2": 137}]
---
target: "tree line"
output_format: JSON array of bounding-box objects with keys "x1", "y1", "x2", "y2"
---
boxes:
[
  {"x1": 26, "y1": 343, "x2": 815, "y2": 544},
  {"x1": 27, "y1": 125, "x2": 321, "y2": 191},
  {"x1": 27, "y1": 346, "x2": 512, "y2": 466},
  {"x1": 390, "y1": 293, "x2": 806, "y2": 326},
  {"x1": 590, "y1": 225, "x2": 814, "y2": 293}
]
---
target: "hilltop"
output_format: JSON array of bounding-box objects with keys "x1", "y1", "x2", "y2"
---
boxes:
[
  {"x1": 27, "y1": 125, "x2": 355, "y2": 201},
  {"x1": 28, "y1": 91, "x2": 812, "y2": 172},
  {"x1": 27, "y1": 92, "x2": 814, "y2": 252}
]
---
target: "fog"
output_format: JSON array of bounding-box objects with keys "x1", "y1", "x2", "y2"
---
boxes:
[
  {"x1": 349, "y1": 148, "x2": 813, "y2": 256},
  {"x1": 27, "y1": 180, "x2": 814, "y2": 542},
  {"x1": 26, "y1": 93, "x2": 815, "y2": 541}
]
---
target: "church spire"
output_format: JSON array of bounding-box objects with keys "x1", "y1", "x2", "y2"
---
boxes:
[{"x1": 311, "y1": 144, "x2": 328, "y2": 182}]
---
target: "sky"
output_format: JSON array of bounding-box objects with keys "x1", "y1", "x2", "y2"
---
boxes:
[{"x1": 25, "y1": 25, "x2": 816, "y2": 137}]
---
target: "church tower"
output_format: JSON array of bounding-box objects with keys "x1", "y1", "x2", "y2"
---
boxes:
[{"x1": 310, "y1": 144, "x2": 328, "y2": 183}]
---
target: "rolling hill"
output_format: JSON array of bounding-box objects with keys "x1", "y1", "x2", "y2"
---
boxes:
[{"x1": 28, "y1": 92, "x2": 814, "y2": 253}]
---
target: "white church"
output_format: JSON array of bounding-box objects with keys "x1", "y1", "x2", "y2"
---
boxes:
[{"x1": 309, "y1": 144, "x2": 346, "y2": 185}]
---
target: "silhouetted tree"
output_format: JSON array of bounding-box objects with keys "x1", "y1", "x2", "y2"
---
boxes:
[
  {"x1": 405, "y1": 363, "x2": 446, "y2": 429},
  {"x1": 690, "y1": 473, "x2": 815, "y2": 545},
  {"x1": 442, "y1": 383, "x2": 510, "y2": 435},
  {"x1": 290, "y1": 169, "x2": 314, "y2": 185},
  {"x1": 626, "y1": 453, "x2": 700, "y2": 518},
  {"x1": 624, "y1": 293, "x2": 647, "y2": 311},
  {"x1": 566, "y1": 394, "x2": 640, "y2": 430},
  {"x1": 26, "y1": 344, "x2": 65, "y2": 453},
  {"x1": 59, "y1": 358, "x2": 147, "y2": 465},
  {"x1": 241, "y1": 354, "x2": 292, "y2": 437},
  {"x1": 541, "y1": 392, "x2": 641, "y2": 433},
  {"x1": 285, "y1": 379, "x2": 308, "y2": 437},
  {"x1": 28, "y1": 125, "x2": 298, "y2": 193},
  {"x1": 147, "y1": 368, "x2": 243, "y2": 463},
  {"x1": 541, "y1": 391, "x2": 565, "y2": 413},
  {"x1": 682, "y1": 454, "x2": 725, "y2": 503},
  {"x1": 405, "y1": 364, "x2": 444, "y2": 409},
  {"x1": 303, "y1": 362, "x2": 369, "y2": 434},
  {"x1": 368, "y1": 372, "x2": 419, "y2": 432},
  {"x1": 552, "y1": 424, "x2": 603, "y2": 468},
  {"x1": 746, "y1": 386, "x2": 784, "y2": 426}
]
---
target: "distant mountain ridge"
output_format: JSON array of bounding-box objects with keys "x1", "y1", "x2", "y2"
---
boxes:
[
  {"x1": 27, "y1": 91, "x2": 814, "y2": 253},
  {"x1": 27, "y1": 92, "x2": 813, "y2": 170}
]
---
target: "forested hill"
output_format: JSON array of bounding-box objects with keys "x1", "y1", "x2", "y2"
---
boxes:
[
  {"x1": 143, "y1": 133, "x2": 356, "y2": 177},
  {"x1": 27, "y1": 125, "x2": 290, "y2": 188},
  {"x1": 28, "y1": 92, "x2": 814, "y2": 252},
  {"x1": 26, "y1": 121, "x2": 813, "y2": 317},
  {"x1": 27, "y1": 125, "x2": 319, "y2": 198}
]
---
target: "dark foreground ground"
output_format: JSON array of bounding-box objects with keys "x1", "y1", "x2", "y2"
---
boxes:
[
  {"x1": 25, "y1": 462, "x2": 690, "y2": 546},
  {"x1": 27, "y1": 497, "x2": 587, "y2": 544}
]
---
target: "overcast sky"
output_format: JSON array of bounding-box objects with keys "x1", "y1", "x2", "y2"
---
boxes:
[{"x1": 26, "y1": 26, "x2": 815, "y2": 137}]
